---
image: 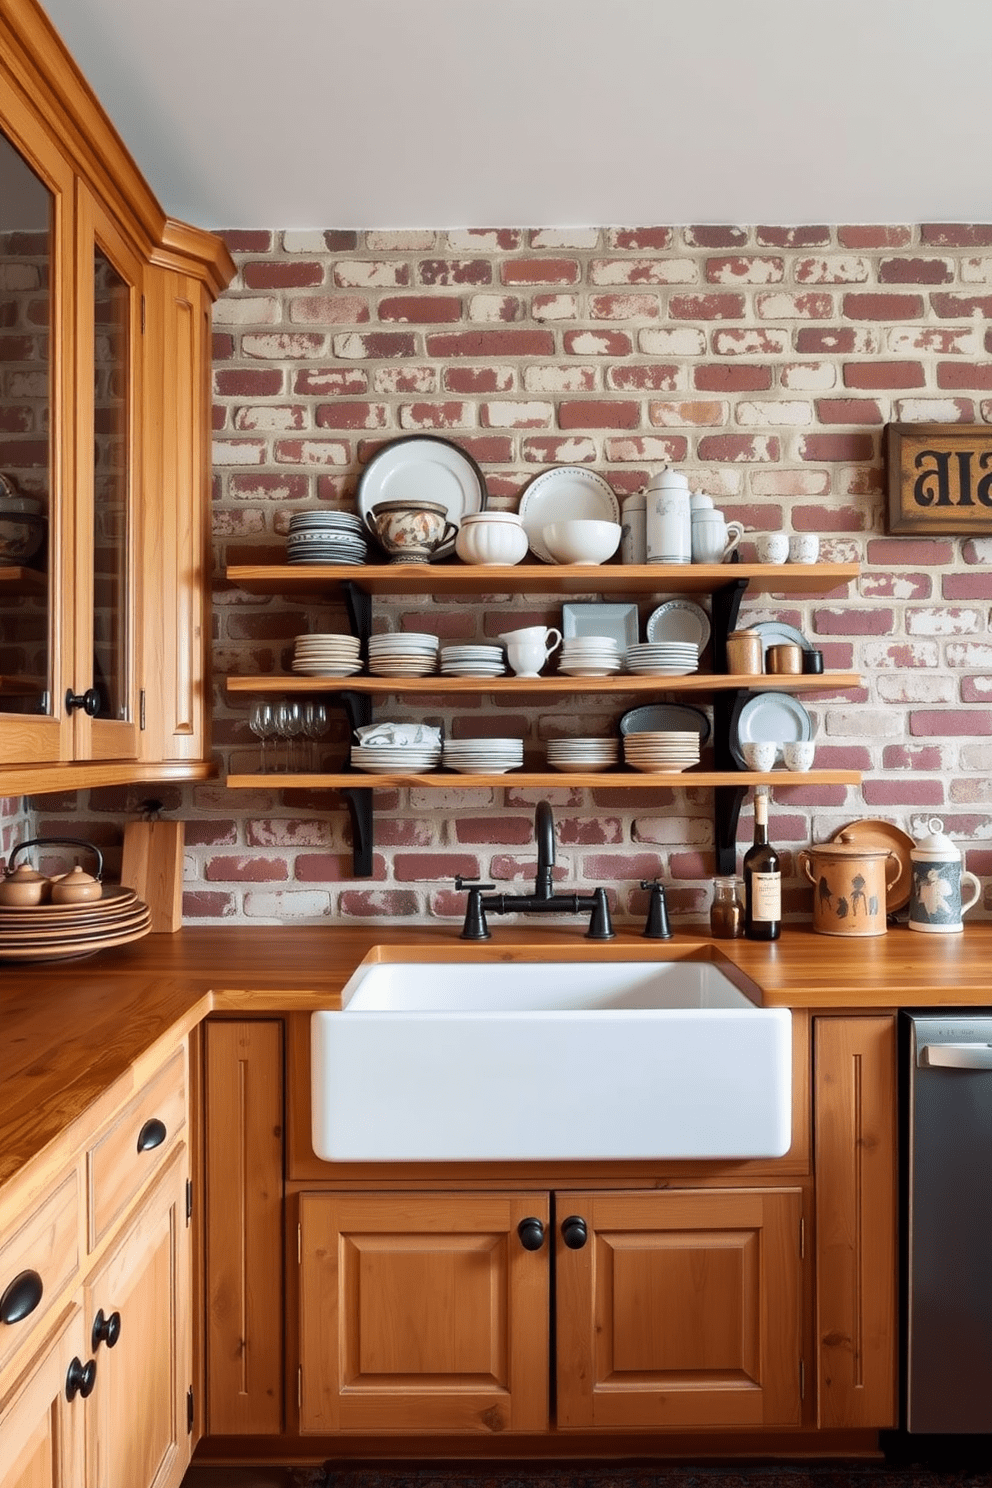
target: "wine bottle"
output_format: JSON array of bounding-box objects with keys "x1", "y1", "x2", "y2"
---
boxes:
[{"x1": 743, "y1": 788, "x2": 781, "y2": 941}]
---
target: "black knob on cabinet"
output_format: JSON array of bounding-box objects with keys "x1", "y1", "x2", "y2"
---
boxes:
[
  {"x1": 136, "y1": 1118, "x2": 167, "y2": 1153},
  {"x1": 91, "y1": 1308, "x2": 121, "y2": 1351},
  {"x1": 517, "y1": 1217, "x2": 545, "y2": 1251},
  {"x1": 65, "y1": 1355, "x2": 97, "y2": 1401},
  {"x1": 1, "y1": 1269, "x2": 43, "y2": 1325},
  {"x1": 64, "y1": 687, "x2": 100, "y2": 717},
  {"x1": 561, "y1": 1215, "x2": 588, "y2": 1250}
]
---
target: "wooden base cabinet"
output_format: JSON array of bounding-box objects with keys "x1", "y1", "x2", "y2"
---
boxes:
[
  {"x1": 0, "y1": 1306, "x2": 86, "y2": 1488},
  {"x1": 297, "y1": 1187, "x2": 804, "y2": 1436}
]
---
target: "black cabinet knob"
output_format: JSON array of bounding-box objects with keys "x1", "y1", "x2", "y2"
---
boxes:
[
  {"x1": 65, "y1": 1355, "x2": 97, "y2": 1401},
  {"x1": 136, "y1": 1118, "x2": 167, "y2": 1153},
  {"x1": 1, "y1": 1269, "x2": 43, "y2": 1325},
  {"x1": 517, "y1": 1217, "x2": 545, "y2": 1251},
  {"x1": 91, "y1": 1308, "x2": 121, "y2": 1351},
  {"x1": 561, "y1": 1215, "x2": 588, "y2": 1249},
  {"x1": 64, "y1": 687, "x2": 100, "y2": 717}
]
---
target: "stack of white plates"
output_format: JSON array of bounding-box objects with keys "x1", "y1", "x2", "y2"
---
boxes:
[
  {"x1": 368, "y1": 632, "x2": 439, "y2": 676},
  {"x1": 291, "y1": 632, "x2": 362, "y2": 677},
  {"x1": 351, "y1": 743, "x2": 442, "y2": 774},
  {"x1": 286, "y1": 511, "x2": 368, "y2": 565},
  {"x1": 442, "y1": 738, "x2": 524, "y2": 774},
  {"x1": 558, "y1": 636, "x2": 622, "y2": 677},
  {"x1": 623, "y1": 730, "x2": 701, "y2": 773},
  {"x1": 546, "y1": 737, "x2": 619, "y2": 773},
  {"x1": 624, "y1": 642, "x2": 699, "y2": 676},
  {"x1": 440, "y1": 644, "x2": 506, "y2": 677}
]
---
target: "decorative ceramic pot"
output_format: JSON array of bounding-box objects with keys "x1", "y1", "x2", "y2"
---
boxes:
[
  {"x1": 364, "y1": 501, "x2": 458, "y2": 564},
  {"x1": 799, "y1": 836, "x2": 900, "y2": 937}
]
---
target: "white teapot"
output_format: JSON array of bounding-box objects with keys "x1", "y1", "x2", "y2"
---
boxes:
[{"x1": 908, "y1": 818, "x2": 981, "y2": 934}]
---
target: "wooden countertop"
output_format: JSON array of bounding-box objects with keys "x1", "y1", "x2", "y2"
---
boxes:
[{"x1": 3, "y1": 921, "x2": 991, "y2": 1192}]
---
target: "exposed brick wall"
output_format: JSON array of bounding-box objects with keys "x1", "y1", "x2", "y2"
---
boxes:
[{"x1": 17, "y1": 223, "x2": 992, "y2": 929}]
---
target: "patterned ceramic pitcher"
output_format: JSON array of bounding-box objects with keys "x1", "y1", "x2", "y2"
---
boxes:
[{"x1": 909, "y1": 818, "x2": 981, "y2": 934}]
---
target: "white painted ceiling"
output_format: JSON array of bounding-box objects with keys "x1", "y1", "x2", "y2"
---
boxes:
[{"x1": 38, "y1": 0, "x2": 992, "y2": 233}]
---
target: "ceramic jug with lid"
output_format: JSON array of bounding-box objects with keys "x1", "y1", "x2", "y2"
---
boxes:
[
  {"x1": 909, "y1": 818, "x2": 981, "y2": 933},
  {"x1": 645, "y1": 469, "x2": 691, "y2": 564},
  {"x1": 798, "y1": 836, "x2": 900, "y2": 937}
]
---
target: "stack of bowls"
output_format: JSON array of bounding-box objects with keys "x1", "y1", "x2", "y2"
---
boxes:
[
  {"x1": 624, "y1": 641, "x2": 699, "y2": 676},
  {"x1": 623, "y1": 730, "x2": 701, "y2": 773},
  {"x1": 558, "y1": 636, "x2": 622, "y2": 677},
  {"x1": 546, "y1": 737, "x2": 619, "y2": 773},
  {"x1": 368, "y1": 632, "x2": 438, "y2": 677},
  {"x1": 286, "y1": 510, "x2": 368, "y2": 565}
]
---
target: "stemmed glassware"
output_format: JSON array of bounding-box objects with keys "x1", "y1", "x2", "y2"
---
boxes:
[
  {"x1": 248, "y1": 701, "x2": 277, "y2": 772},
  {"x1": 302, "y1": 703, "x2": 329, "y2": 772}
]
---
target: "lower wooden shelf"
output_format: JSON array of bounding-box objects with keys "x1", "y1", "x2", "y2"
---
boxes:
[{"x1": 227, "y1": 769, "x2": 861, "y2": 790}]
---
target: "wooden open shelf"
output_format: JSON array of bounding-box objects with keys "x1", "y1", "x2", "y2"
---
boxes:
[
  {"x1": 228, "y1": 769, "x2": 862, "y2": 791},
  {"x1": 226, "y1": 672, "x2": 862, "y2": 698}
]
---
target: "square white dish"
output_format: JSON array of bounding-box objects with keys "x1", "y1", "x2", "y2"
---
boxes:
[{"x1": 562, "y1": 602, "x2": 639, "y2": 649}]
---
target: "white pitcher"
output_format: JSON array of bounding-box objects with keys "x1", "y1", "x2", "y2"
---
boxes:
[
  {"x1": 691, "y1": 512, "x2": 744, "y2": 564},
  {"x1": 909, "y1": 818, "x2": 981, "y2": 933}
]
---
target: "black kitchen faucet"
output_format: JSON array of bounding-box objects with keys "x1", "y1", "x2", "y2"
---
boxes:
[{"x1": 454, "y1": 800, "x2": 614, "y2": 941}]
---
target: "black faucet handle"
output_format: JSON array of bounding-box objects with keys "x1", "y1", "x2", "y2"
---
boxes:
[
  {"x1": 641, "y1": 879, "x2": 673, "y2": 940},
  {"x1": 454, "y1": 876, "x2": 495, "y2": 892}
]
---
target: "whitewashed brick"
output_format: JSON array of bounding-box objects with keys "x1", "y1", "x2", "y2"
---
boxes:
[
  {"x1": 365, "y1": 231, "x2": 436, "y2": 251},
  {"x1": 876, "y1": 674, "x2": 956, "y2": 703},
  {"x1": 632, "y1": 817, "x2": 713, "y2": 845},
  {"x1": 213, "y1": 296, "x2": 280, "y2": 325},
  {"x1": 531, "y1": 229, "x2": 600, "y2": 249},
  {"x1": 907, "y1": 608, "x2": 982, "y2": 636},
  {"x1": 282, "y1": 231, "x2": 331, "y2": 254},
  {"x1": 524, "y1": 365, "x2": 598, "y2": 393},
  {"x1": 862, "y1": 640, "x2": 940, "y2": 668},
  {"x1": 751, "y1": 469, "x2": 830, "y2": 496},
  {"x1": 736, "y1": 400, "x2": 814, "y2": 426},
  {"x1": 780, "y1": 362, "x2": 838, "y2": 391},
  {"x1": 795, "y1": 256, "x2": 871, "y2": 283},
  {"x1": 824, "y1": 708, "x2": 903, "y2": 737},
  {"x1": 243, "y1": 890, "x2": 332, "y2": 920},
  {"x1": 638, "y1": 327, "x2": 707, "y2": 356},
  {"x1": 212, "y1": 439, "x2": 266, "y2": 466},
  {"x1": 590, "y1": 258, "x2": 697, "y2": 285},
  {"x1": 467, "y1": 294, "x2": 522, "y2": 322},
  {"x1": 947, "y1": 641, "x2": 992, "y2": 667},
  {"x1": 895, "y1": 398, "x2": 978, "y2": 422},
  {"x1": 530, "y1": 294, "x2": 580, "y2": 320},
  {"x1": 961, "y1": 257, "x2": 992, "y2": 283}
]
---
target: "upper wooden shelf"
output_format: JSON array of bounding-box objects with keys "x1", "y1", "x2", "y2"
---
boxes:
[
  {"x1": 226, "y1": 673, "x2": 863, "y2": 697},
  {"x1": 225, "y1": 561, "x2": 860, "y2": 599}
]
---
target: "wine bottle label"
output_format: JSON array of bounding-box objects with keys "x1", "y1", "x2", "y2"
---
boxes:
[{"x1": 751, "y1": 871, "x2": 781, "y2": 922}]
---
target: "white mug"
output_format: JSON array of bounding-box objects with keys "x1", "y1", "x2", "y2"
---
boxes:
[
  {"x1": 756, "y1": 533, "x2": 790, "y2": 565},
  {"x1": 789, "y1": 534, "x2": 820, "y2": 564},
  {"x1": 691, "y1": 516, "x2": 745, "y2": 564}
]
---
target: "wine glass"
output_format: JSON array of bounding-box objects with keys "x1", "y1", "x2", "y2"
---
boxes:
[
  {"x1": 248, "y1": 701, "x2": 276, "y2": 773},
  {"x1": 273, "y1": 701, "x2": 304, "y2": 773},
  {"x1": 302, "y1": 702, "x2": 329, "y2": 772}
]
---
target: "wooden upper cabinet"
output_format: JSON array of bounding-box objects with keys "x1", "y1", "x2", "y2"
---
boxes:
[{"x1": 0, "y1": 0, "x2": 234, "y2": 791}]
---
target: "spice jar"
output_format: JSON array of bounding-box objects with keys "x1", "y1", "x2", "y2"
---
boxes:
[{"x1": 710, "y1": 876, "x2": 745, "y2": 938}]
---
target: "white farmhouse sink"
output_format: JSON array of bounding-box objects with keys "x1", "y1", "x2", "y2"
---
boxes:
[{"x1": 311, "y1": 958, "x2": 791, "y2": 1163}]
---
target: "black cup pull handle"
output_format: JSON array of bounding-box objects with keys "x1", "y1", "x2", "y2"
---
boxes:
[
  {"x1": 92, "y1": 1308, "x2": 122, "y2": 1351},
  {"x1": 65, "y1": 1355, "x2": 97, "y2": 1401},
  {"x1": 517, "y1": 1217, "x2": 545, "y2": 1251},
  {"x1": 0, "y1": 1269, "x2": 43, "y2": 1325},
  {"x1": 136, "y1": 1118, "x2": 167, "y2": 1153},
  {"x1": 561, "y1": 1215, "x2": 588, "y2": 1249}
]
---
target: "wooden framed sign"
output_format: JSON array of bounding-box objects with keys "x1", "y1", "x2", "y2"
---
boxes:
[{"x1": 886, "y1": 422, "x2": 992, "y2": 534}]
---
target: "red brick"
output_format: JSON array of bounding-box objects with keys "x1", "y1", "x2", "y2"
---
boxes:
[
  {"x1": 315, "y1": 402, "x2": 389, "y2": 430},
  {"x1": 882, "y1": 744, "x2": 947, "y2": 770},
  {"x1": 962, "y1": 677, "x2": 992, "y2": 702},
  {"x1": 838, "y1": 226, "x2": 912, "y2": 249},
  {"x1": 683, "y1": 226, "x2": 748, "y2": 248},
  {"x1": 796, "y1": 327, "x2": 873, "y2": 354},
  {"x1": 581, "y1": 852, "x2": 661, "y2": 880},
  {"x1": 558, "y1": 400, "x2": 640, "y2": 430},
  {"x1": 392, "y1": 852, "x2": 482, "y2": 882},
  {"x1": 862, "y1": 780, "x2": 946, "y2": 806},
  {"x1": 911, "y1": 711, "x2": 992, "y2": 736},
  {"x1": 608, "y1": 364, "x2": 679, "y2": 391},
  {"x1": 649, "y1": 400, "x2": 726, "y2": 426},
  {"x1": 603, "y1": 435, "x2": 690, "y2": 463},
  {"x1": 501, "y1": 258, "x2": 580, "y2": 285},
  {"x1": 213, "y1": 332, "x2": 234, "y2": 360},
  {"x1": 418, "y1": 259, "x2": 492, "y2": 286},
  {"x1": 608, "y1": 228, "x2": 674, "y2": 250},
  {"x1": 221, "y1": 231, "x2": 273, "y2": 253},
  {"x1": 454, "y1": 816, "x2": 537, "y2": 845},
  {"x1": 922, "y1": 224, "x2": 992, "y2": 247},
  {"x1": 183, "y1": 891, "x2": 236, "y2": 918},
  {"x1": 815, "y1": 398, "x2": 884, "y2": 424},
  {"x1": 375, "y1": 366, "x2": 437, "y2": 394},
  {"x1": 456, "y1": 434, "x2": 515, "y2": 464},
  {"x1": 694, "y1": 364, "x2": 772, "y2": 392},
  {"x1": 274, "y1": 438, "x2": 350, "y2": 466},
  {"x1": 378, "y1": 296, "x2": 462, "y2": 323},
  {"x1": 205, "y1": 855, "x2": 288, "y2": 882},
  {"x1": 215, "y1": 369, "x2": 284, "y2": 397},
  {"x1": 669, "y1": 293, "x2": 745, "y2": 320},
  {"x1": 242, "y1": 261, "x2": 323, "y2": 289},
  {"x1": 522, "y1": 436, "x2": 598, "y2": 464},
  {"x1": 322, "y1": 231, "x2": 359, "y2": 250},
  {"x1": 843, "y1": 293, "x2": 925, "y2": 319},
  {"x1": 289, "y1": 294, "x2": 370, "y2": 325},
  {"x1": 861, "y1": 572, "x2": 932, "y2": 599},
  {"x1": 755, "y1": 292, "x2": 835, "y2": 318},
  {"x1": 931, "y1": 293, "x2": 992, "y2": 318},
  {"x1": 712, "y1": 328, "x2": 789, "y2": 355},
  {"x1": 798, "y1": 433, "x2": 875, "y2": 462},
  {"x1": 426, "y1": 330, "x2": 555, "y2": 357},
  {"x1": 810, "y1": 744, "x2": 874, "y2": 771},
  {"x1": 843, "y1": 361, "x2": 926, "y2": 389},
  {"x1": 339, "y1": 889, "x2": 421, "y2": 916},
  {"x1": 293, "y1": 853, "x2": 358, "y2": 881},
  {"x1": 444, "y1": 366, "x2": 515, "y2": 394},
  {"x1": 335, "y1": 331, "x2": 418, "y2": 359},
  {"x1": 878, "y1": 257, "x2": 954, "y2": 284},
  {"x1": 563, "y1": 330, "x2": 632, "y2": 356},
  {"x1": 294, "y1": 368, "x2": 368, "y2": 395},
  {"x1": 814, "y1": 606, "x2": 894, "y2": 635},
  {"x1": 401, "y1": 402, "x2": 472, "y2": 428},
  {"x1": 757, "y1": 225, "x2": 832, "y2": 247},
  {"x1": 945, "y1": 573, "x2": 992, "y2": 598},
  {"x1": 696, "y1": 434, "x2": 780, "y2": 462},
  {"x1": 937, "y1": 362, "x2": 992, "y2": 389}
]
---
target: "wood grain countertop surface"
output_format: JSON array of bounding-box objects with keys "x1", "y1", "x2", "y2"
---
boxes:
[{"x1": 3, "y1": 921, "x2": 991, "y2": 1192}]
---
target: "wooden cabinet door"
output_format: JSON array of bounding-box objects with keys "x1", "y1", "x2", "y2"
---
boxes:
[
  {"x1": 814, "y1": 1015, "x2": 897, "y2": 1429},
  {"x1": 0, "y1": 1305, "x2": 86, "y2": 1488},
  {"x1": 298, "y1": 1191, "x2": 550, "y2": 1435},
  {"x1": 83, "y1": 1146, "x2": 190, "y2": 1488},
  {"x1": 556, "y1": 1188, "x2": 804, "y2": 1430}
]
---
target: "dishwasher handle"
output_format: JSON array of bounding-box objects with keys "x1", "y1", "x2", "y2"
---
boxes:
[{"x1": 919, "y1": 1041, "x2": 992, "y2": 1070}]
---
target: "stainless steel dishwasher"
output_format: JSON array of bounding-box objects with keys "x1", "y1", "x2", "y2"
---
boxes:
[{"x1": 904, "y1": 1010, "x2": 992, "y2": 1433}]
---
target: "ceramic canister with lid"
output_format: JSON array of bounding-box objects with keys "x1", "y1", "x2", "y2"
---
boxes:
[
  {"x1": 909, "y1": 818, "x2": 982, "y2": 933},
  {"x1": 620, "y1": 491, "x2": 646, "y2": 564},
  {"x1": 798, "y1": 836, "x2": 900, "y2": 937},
  {"x1": 645, "y1": 470, "x2": 691, "y2": 564}
]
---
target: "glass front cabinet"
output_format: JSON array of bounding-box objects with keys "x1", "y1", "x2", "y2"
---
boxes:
[{"x1": 0, "y1": 0, "x2": 234, "y2": 792}]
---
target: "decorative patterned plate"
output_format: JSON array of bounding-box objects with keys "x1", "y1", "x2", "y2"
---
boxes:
[
  {"x1": 518, "y1": 467, "x2": 620, "y2": 563},
  {"x1": 828, "y1": 819, "x2": 914, "y2": 912}
]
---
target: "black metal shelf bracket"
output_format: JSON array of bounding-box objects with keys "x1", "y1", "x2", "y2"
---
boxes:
[{"x1": 340, "y1": 787, "x2": 374, "y2": 878}]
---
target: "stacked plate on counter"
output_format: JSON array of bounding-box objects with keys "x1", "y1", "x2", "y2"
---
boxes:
[
  {"x1": 623, "y1": 730, "x2": 701, "y2": 773},
  {"x1": 624, "y1": 642, "x2": 698, "y2": 676},
  {"x1": 0, "y1": 885, "x2": 151, "y2": 962},
  {"x1": 439, "y1": 644, "x2": 506, "y2": 678},
  {"x1": 291, "y1": 632, "x2": 362, "y2": 677},
  {"x1": 368, "y1": 632, "x2": 439, "y2": 677},
  {"x1": 442, "y1": 737, "x2": 524, "y2": 774},
  {"x1": 558, "y1": 637, "x2": 622, "y2": 677},
  {"x1": 286, "y1": 510, "x2": 368, "y2": 565},
  {"x1": 546, "y1": 737, "x2": 619, "y2": 773},
  {"x1": 350, "y1": 741, "x2": 442, "y2": 774}
]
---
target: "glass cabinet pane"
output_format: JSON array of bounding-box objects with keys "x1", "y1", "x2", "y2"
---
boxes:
[
  {"x1": 0, "y1": 126, "x2": 52, "y2": 720},
  {"x1": 92, "y1": 245, "x2": 130, "y2": 722}
]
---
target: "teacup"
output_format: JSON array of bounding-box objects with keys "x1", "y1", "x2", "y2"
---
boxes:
[
  {"x1": 365, "y1": 500, "x2": 458, "y2": 564},
  {"x1": 756, "y1": 533, "x2": 790, "y2": 565},
  {"x1": 507, "y1": 641, "x2": 555, "y2": 677},
  {"x1": 789, "y1": 534, "x2": 820, "y2": 564},
  {"x1": 498, "y1": 625, "x2": 562, "y2": 653},
  {"x1": 783, "y1": 741, "x2": 816, "y2": 772},
  {"x1": 741, "y1": 740, "x2": 778, "y2": 772}
]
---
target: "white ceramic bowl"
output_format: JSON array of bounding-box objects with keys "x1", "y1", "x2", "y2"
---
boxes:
[
  {"x1": 455, "y1": 514, "x2": 528, "y2": 566},
  {"x1": 541, "y1": 519, "x2": 622, "y2": 566}
]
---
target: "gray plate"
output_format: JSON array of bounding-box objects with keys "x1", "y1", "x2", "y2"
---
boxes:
[{"x1": 619, "y1": 703, "x2": 711, "y2": 744}]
